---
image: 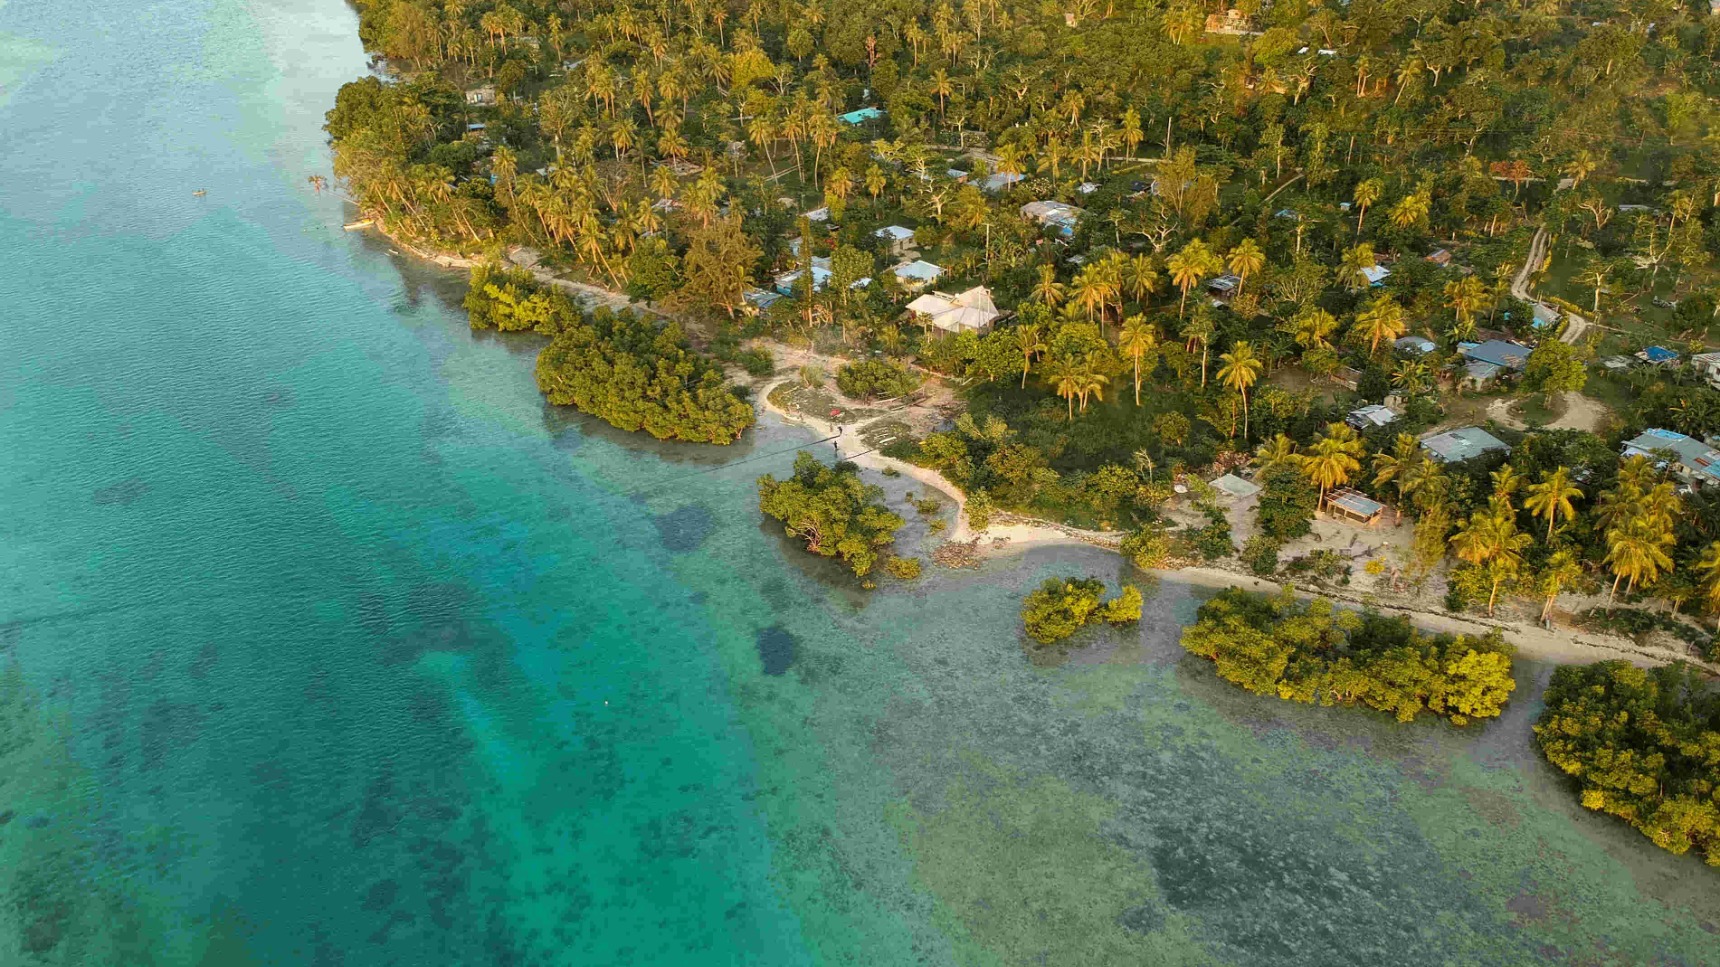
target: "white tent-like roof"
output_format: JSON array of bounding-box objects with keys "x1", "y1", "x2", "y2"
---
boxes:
[{"x1": 905, "y1": 286, "x2": 1001, "y2": 334}]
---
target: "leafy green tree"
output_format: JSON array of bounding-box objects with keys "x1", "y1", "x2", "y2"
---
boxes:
[
  {"x1": 836, "y1": 360, "x2": 920, "y2": 400},
  {"x1": 1523, "y1": 341, "x2": 1589, "y2": 397},
  {"x1": 1182, "y1": 589, "x2": 1515, "y2": 725},
  {"x1": 1536, "y1": 662, "x2": 1720, "y2": 865},
  {"x1": 758, "y1": 453, "x2": 905, "y2": 581},
  {"x1": 1020, "y1": 577, "x2": 1142, "y2": 645}
]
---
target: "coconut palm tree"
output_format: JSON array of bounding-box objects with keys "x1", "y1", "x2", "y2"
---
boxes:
[
  {"x1": 1117, "y1": 316, "x2": 1159, "y2": 405},
  {"x1": 1123, "y1": 254, "x2": 1159, "y2": 305},
  {"x1": 1391, "y1": 358, "x2": 1430, "y2": 396},
  {"x1": 1076, "y1": 364, "x2": 1109, "y2": 414},
  {"x1": 1227, "y1": 239, "x2": 1265, "y2": 297},
  {"x1": 1696, "y1": 541, "x2": 1720, "y2": 629},
  {"x1": 1014, "y1": 323, "x2": 1046, "y2": 389},
  {"x1": 1032, "y1": 263, "x2": 1067, "y2": 307},
  {"x1": 1166, "y1": 238, "x2": 1218, "y2": 317},
  {"x1": 1353, "y1": 178, "x2": 1382, "y2": 236},
  {"x1": 1450, "y1": 504, "x2": 1531, "y2": 615},
  {"x1": 1217, "y1": 341, "x2": 1264, "y2": 438},
  {"x1": 1604, "y1": 514, "x2": 1676, "y2": 603},
  {"x1": 1387, "y1": 188, "x2": 1430, "y2": 230},
  {"x1": 1444, "y1": 276, "x2": 1486, "y2": 331},
  {"x1": 1537, "y1": 549, "x2": 1584, "y2": 624},
  {"x1": 1370, "y1": 433, "x2": 1422, "y2": 521},
  {"x1": 1283, "y1": 307, "x2": 1337, "y2": 351},
  {"x1": 1301, "y1": 423, "x2": 1364, "y2": 509},
  {"x1": 1353, "y1": 294, "x2": 1406, "y2": 354},
  {"x1": 1180, "y1": 308, "x2": 1216, "y2": 387},
  {"x1": 1489, "y1": 465, "x2": 1524, "y2": 507},
  {"x1": 1048, "y1": 357, "x2": 1082, "y2": 421},
  {"x1": 1070, "y1": 266, "x2": 1108, "y2": 323},
  {"x1": 1339, "y1": 244, "x2": 1377, "y2": 293},
  {"x1": 1524, "y1": 467, "x2": 1583, "y2": 541},
  {"x1": 1254, "y1": 434, "x2": 1299, "y2": 473}
]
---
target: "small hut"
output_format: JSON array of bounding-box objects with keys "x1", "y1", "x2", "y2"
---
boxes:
[{"x1": 1323, "y1": 489, "x2": 1384, "y2": 526}]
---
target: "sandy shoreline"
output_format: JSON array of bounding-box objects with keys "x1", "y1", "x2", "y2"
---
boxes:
[
  {"x1": 366, "y1": 218, "x2": 1716, "y2": 675},
  {"x1": 760, "y1": 384, "x2": 1717, "y2": 672}
]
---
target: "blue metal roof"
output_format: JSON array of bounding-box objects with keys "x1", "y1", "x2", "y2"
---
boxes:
[{"x1": 1460, "y1": 340, "x2": 1530, "y2": 371}]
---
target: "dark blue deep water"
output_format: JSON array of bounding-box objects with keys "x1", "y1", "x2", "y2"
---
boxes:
[{"x1": 1, "y1": 1, "x2": 1717, "y2": 964}]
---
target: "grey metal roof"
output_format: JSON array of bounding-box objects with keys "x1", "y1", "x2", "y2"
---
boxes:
[{"x1": 1421, "y1": 427, "x2": 1511, "y2": 463}]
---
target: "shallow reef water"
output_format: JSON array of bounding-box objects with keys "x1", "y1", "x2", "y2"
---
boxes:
[{"x1": 0, "y1": 0, "x2": 1717, "y2": 964}]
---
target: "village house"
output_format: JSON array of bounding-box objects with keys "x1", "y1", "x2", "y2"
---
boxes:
[
  {"x1": 465, "y1": 85, "x2": 497, "y2": 106},
  {"x1": 1345, "y1": 404, "x2": 1398, "y2": 431},
  {"x1": 1322, "y1": 489, "x2": 1385, "y2": 526},
  {"x1": 1205, "y1": 274, "x2": 1241, "y2": 302},
  {"x1": 978, "y1": 171, "x2": 1025, "y2": 193},
  {"x1": 907, "y1": 286, "x2": 1002, "y2": 335},
  {"x1": 1422, "y1": 427, "x2": 1512, "y2": 464},
  {"x1": 774, "y1": 256, "x2": 832, "y2": 295},
  {"x1": 1395, "y1": 335, "x2": 1436, "y2": 356},
  {"x1": 874, "y1": 225, "x2": 916, "y2": 259},
  {"x1": 1621, "y1": 428, "x2": 1720, "y2": 487},
  {"x1": 891, "y1": 259, "x2": 944, "y2": 291},
  {"x1": 1204, "y1": 7, "x2": 1257, "y2": 34},
  {"x1": 1689, "y1": 352, "x2": 1720, "y2": 388},
  {"x1": 1636, "y1": 345, "x2": 1680, "y2": 367},
  {"x1": 1019, "y1": 200, "x2": 1082, "y2": 237},
  {"x1": 1457, "y1": 339, "x2": 1530, "y2": 388},
  {"x1": 838, "y1": 107, "x2": 884, "y2": 125}
]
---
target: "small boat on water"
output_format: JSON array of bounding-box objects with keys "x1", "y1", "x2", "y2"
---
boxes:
[
  {"x1": 192, "y1": 189, "x2": 207, "y2": 197},
  {"x1": 343, "y1": 218, "x2": 374, "y2": 231}
]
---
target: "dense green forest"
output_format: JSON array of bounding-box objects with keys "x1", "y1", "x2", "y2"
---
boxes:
[
  {"x1": 1536, "y1": 661, "x2": 1720, "y2": 864},
  {"x1": 326, "y1": 0, "x2": 1720, "y2": 630},
  {"x1": 1181, "y1": 587, "x2": 1517, "y2": 723}
]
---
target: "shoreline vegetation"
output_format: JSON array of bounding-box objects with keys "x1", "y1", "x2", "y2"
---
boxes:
[
  {"x1": 1182, "y1": 587, "x2": 1516, "y2": 725},
  {"x1": 383, "y1": 216, "x2": 1720, "y2": 679},
  {"x1": 325, "y1": 0, "x2": 1720, "y2": 868}
]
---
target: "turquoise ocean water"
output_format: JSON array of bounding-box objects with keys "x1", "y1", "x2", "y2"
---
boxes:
[{"x1": 0, "y1": 1, "x2": 1717, "y2": 964}]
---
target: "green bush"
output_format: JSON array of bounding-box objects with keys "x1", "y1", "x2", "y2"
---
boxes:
[
  {"x1": 1255, "y1": 467, "x2": 1317, "y2": 541},
  {"x1": 1181, "y1": 588, "x2": 1516, "y2": 725},
  {"x1": 1190, "y1": 504, "x2": 1234, "y2": 561},
  {"x1": 1121, "y1": 523, "x2": 1174, "y2": 570},
  {"x1": 1536, "y1": 662, "x2": 1720, "y2": 865},
  {"x1": 535, "y1": 304, "x2": 755, "y2": 444},
  {"x1": 885, "y1": 556, "x2": 923, "y2": 580},
  {"x1": 734, "y1": 348, "x2": 776, "y2": 377},
  {"x1": 1241, "y1": 535, "x2": 1280, "y2": 576},
  {"x1": 836, "y1": 360, "x2": 921, "y2": 400},
  {"x1": 759, "y1": 453, "x2": 905, "y2": 580},
  {"x1": 1021, "y1": 576, "x2": 1142, "y2": 645},
  {"x1": 465, "y1": 263, "x2": 566, "y2": 332}
]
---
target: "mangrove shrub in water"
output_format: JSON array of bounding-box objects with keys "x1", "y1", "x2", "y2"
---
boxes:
[
  {"x1": 1180, "y1": 588, "x2": 1515, "y2": 725},
  {"x1": 1535, "y1": 661, "x2": 1720, "y2": 865},
  {"x1": 758, "y1": 453, "x2": 904, "y2": 582},
  {"x1": 1020, "y1": 577, "x2": 1142, "y2": 645},
  {"x1": 463, "y1": 267, "x2": 754, "y2": 444}
]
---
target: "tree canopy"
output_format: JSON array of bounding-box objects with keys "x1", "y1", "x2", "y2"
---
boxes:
[
  {"x1": 1536, "y1": 661, "x2": 1720, "y2": 866},
  {"x1": 1181, "y1": 588, "x2": 1517, "y2": 725},
  {"x1": 758, "y1": 452, "x2": 905, "y2": 581}
]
